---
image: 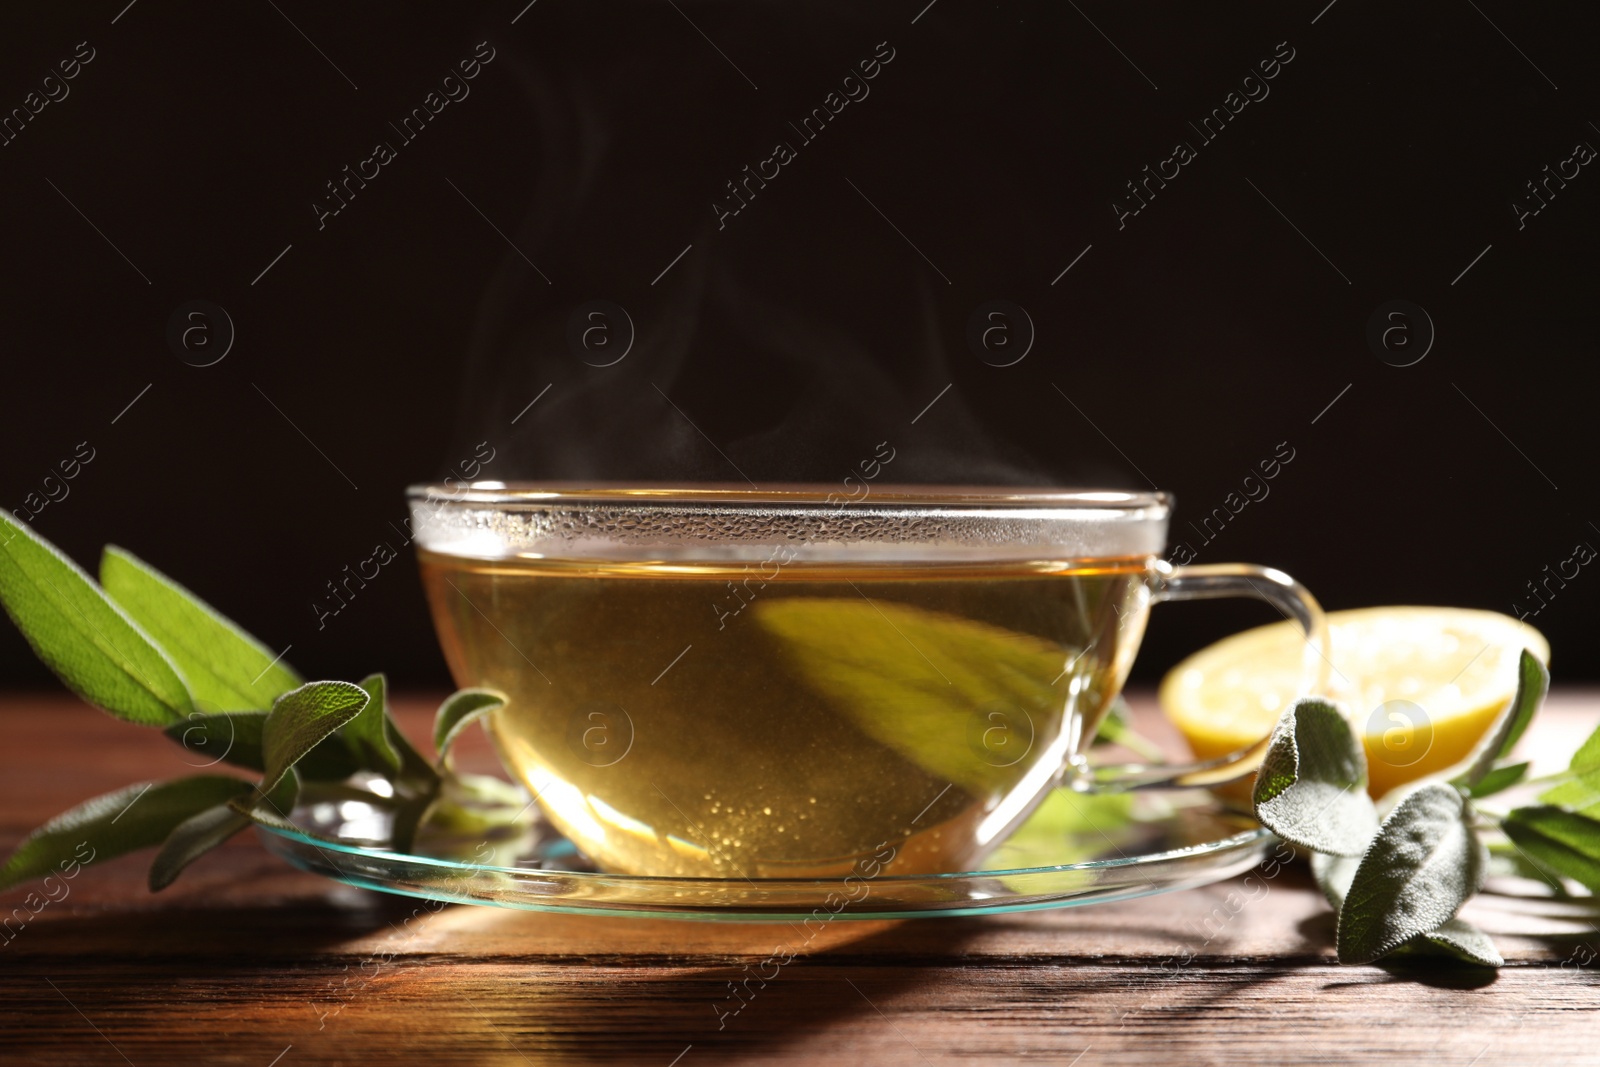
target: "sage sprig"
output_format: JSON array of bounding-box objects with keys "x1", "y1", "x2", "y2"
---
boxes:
[
  {"x1": 1254, "y1": 650, "x2": 1566, "y2": 968},
  {"x1": 0, "y1": 509, "x2": 515, "y2": 893}
]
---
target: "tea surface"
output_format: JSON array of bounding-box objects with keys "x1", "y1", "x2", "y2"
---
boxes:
[{"x1": 419, "y1": 551, "x2": 1151, "y2": 877}]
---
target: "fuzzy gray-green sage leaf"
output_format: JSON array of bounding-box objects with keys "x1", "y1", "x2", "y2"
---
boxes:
[
  {"x1": 1252, "y1": 697, "x2": 1378, "y2": 856},
  {"x1": 260, "y1": 681, "x2": 371, "y2": 793},
  {"x1": 1337, "y1": 783, "x2": 1486, "y2": 965},
  {"x1": 0, "y1": 776, "x2": 255, "y2": 891},
  {"x1": 1312, "y1": 845, "x2": 1501, "y2": 967}
]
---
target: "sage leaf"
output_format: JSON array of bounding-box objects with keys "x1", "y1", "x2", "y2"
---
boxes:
[
  {"x1": 433, "y1": 688, "x2": 507, "y2": 766},
  {"x1": 1310, "y1": 849, "x2": 1360, "y2": 910},
  {"x1": 226, "y1": 770, "x2": 353, "y2": 849},
  {"x1": 1412, "y1": 918, "x2": 1503, "y2": 967},
  {"x1": 0, "y1": 776, "x2": 254, "y2": 891},
  {"x1": 147, "y1": 805, "x2": 252, "y2": 890},
  {"x1": 1465, "y1": 761, "x2": 1529, "y2": 799},
  {"x1": 385, "y1": 696, "x2": 444, "y2": 853},
  {"x1": 1315, "y1": 840, "x2": 1502, "y2": 966},
  {"x1": 1567, "y1": 721, "x2": 1600, "y2": 777},
  {"x1": 1337, "y1": 783, "x2": 1486, "y2": 965},
  {"x1": 100, "y1": 546, "x2": 301, "y2": 710},
  {"x1": 260, "y1": 681, "x2": 370, "y2": 792},
  {"x1": 1539, "y1": 776, "x2": 1600, "y2": 818},
  {"x1": 1094, "y1": 695, "x2": 1165, "y2": 761},
  {"x1": 1539, "y1": 722, "x2": 1600, "y2": 816},
  {"x1": 389, "y1": 715, "x2": 437, "y2": 785},
  {"x1": 231, "y1": 795, "x2": 345, "y2": 847},
  {"x1": 386, "y1": 692, "x2": 441, "y2": 794},
  {"x1": 1488, "y1": 839, "x2": 1574, "y2": 896},
  {"x1": 390, "y1": 733, "x2": 447, "y2": 854},
  {"x1": 984, "y1": 791, "x2": 1137, "y2": 873},
  {"x1": 0, "y1": 511, "x2": 190, "y2": 725},
  {"x1": 297, "y1": 740, "x2": 364, "y2": 783},
  {"x1": 163, "y1": 710, "x2": 367, "y2": 781},
  {"x1": 1501, "y1": 805, "x2": 1600, "y2": 893},
  {"x1": 1252, "y1": 697, "x2": 1378, "y2": 856},
  {"x1": 390, "y1": 794, "x2": 435, "y2": 854},
  {"x1": 389, "y1": 746, "x2": 445, "y2": 853},
  {"x1": 1493, "y1": 650, "x2": 1548, "y2": 760},
  {"x1": 344, "y1": 673, "x2": 401, "y2": 775},
  {"x1": 1458, "y1": 649, "x2": 1548, "y2": 787},
  {"x1": 165, "y1": 711, "x2": 267, "y2": 771},
  {"x1": 419, "y1": 771, "x2": 531, "y2": 835},
  {"x1": 753, "y1": 598, "x2": 1098, "y2": 795},
  {"x1": 149, "y1": 771, "x2": 300, "y2": 891},
  {"x1": 378, "y1": 678, "x2": 444, "y2": 856}
]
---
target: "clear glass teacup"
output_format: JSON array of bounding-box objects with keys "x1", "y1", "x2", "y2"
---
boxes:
[{"x1": 408, "y1": 484, "x2": 1325, "y2": 878}]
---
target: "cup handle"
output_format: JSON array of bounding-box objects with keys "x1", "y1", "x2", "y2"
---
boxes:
[{"x1": 1076, "y1": 561, "x2": 1329, "y2": 792}]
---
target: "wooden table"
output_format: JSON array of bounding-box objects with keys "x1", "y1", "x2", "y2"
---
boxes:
[{"x1": 4, "y1": 690, "x2": 1599, "y2": 1065}]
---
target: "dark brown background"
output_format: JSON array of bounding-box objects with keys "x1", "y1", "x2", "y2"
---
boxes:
[{"x1": 0, "y1": 1, "x2": 1595, "y2": 688}]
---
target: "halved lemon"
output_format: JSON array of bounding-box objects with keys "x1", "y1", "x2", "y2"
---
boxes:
[{"x1": 1160, "y1": 606, "x2": 1550, "y2": 798}]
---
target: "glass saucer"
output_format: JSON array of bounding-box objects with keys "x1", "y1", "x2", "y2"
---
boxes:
[{"x1": 256, "y1": 787, "x2": 1270, "y2": 921}]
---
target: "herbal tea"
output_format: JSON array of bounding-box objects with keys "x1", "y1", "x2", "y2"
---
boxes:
[{"x1": 418, "y1": 550, "x2": 1151, "y2": 877}]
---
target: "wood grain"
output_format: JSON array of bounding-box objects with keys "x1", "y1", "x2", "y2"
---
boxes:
[{"x1": 4, "y1": 691, "x2": 1600, "y2": 1065}]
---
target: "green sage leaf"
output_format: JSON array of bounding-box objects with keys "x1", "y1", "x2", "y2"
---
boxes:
[
  {"x1": 100, "y1": 546, "x2": 301, "y2": 710},
  {"x1": 345, "y1": 673, "x2": 401, "y2": 775},
  {"x1": 388, "y1": 737, "x2": 445, "y2": 853},
  {"x1": 147, "y1": 806, "x2": 251, "y2": 890},
  {"x1": 1412, "y1": 918, "x2": 1503, "y2": 967},
  {"x1": 296, "y1": 738, "x2": 363, "y2": 782},
  {"x1": 1539, "y1": 777, "x2": 1600, "y2": 818},
  {"x1": 1310, "y1": 849, "x2": 1360, "y2": 910},
  {"x1": 433, "y1": 688, "x2": 507, "y2": 766},
  {"x1": 0, "y1": 511, "x2": 190, "y2": 725},
  {"x1": 1337, "y1": 783, "x2": 1486, "y2": 965},
  {"x1": 1458, "y1": 649, "x2": 1548, "y2": 787},
  {"x1": 164, "y1": 711, "x2": 267, "y2": 771},
  {"x1": 1252, "y1": 697, "x2": 1378, "y2": 856},
  {"x1": 1539, "y1": 722, "x2": 1600, "y2": 815},
  {"x1": 385, "y1": 696, "x2": 444, "y2": 853},
  {"x1": 1487, "y1": 839, "x2": 1574, "y2": 894},
  {"x1": 753, "y1": 597, "x2": 1106, "y2": 795},
  {"x1": 149, "y1": 772, "x2": 301, "y2": 891},
  {"x1": 380, "y1": 683, "x2": 444, "y2": 855},
  {"x1": 1465, "y1": 761, "x2": 1529, "y2": 799},
  {"x1": 232, "y1": 801, "x2": 344, "y2": 847},
  {"x1": 1314, "y1": 839, "x2": 1502, "y2": 966},
  {"x1": 1494, "y1": 650, "x2": 1548, "y2": 760},
  {"x1": 1572, "y1": 724, "x2": 1600, "y2": 775},
  {"x1": 260, "y1": 681, "x2": 370, "y2": 792},
  {"x1": 1501, "y1": 805, "x2": 1600, "y2": 893},
  {"x1": 1094, "y1": 695, "x2": 1165, "y2": 761},
  {"x1": 384, "y1": 694, "x2": 441, "y2": 825},
  {"x1": 414, "y1": 771, "x2": 532, "y2": 839},
  {"x1": 386, "y1": 695, "x2": 442, "y2": 797},
  {"x1": 388, "y1": 716, "x2": 437, "y2": 784},
  {"x1": 0, "y1": 776, "x2": 254, "y2": 891},
  {"x1": 163, "y1": 710, "x2": 366, "y2": 781},
  {"x1": 227, "y1": 771, "x2": 357, "y2": 851}
]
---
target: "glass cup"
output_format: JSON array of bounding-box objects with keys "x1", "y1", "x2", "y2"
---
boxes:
[{"x1": 408, "y1": 484, "x2": 1326, "y2": 878}]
